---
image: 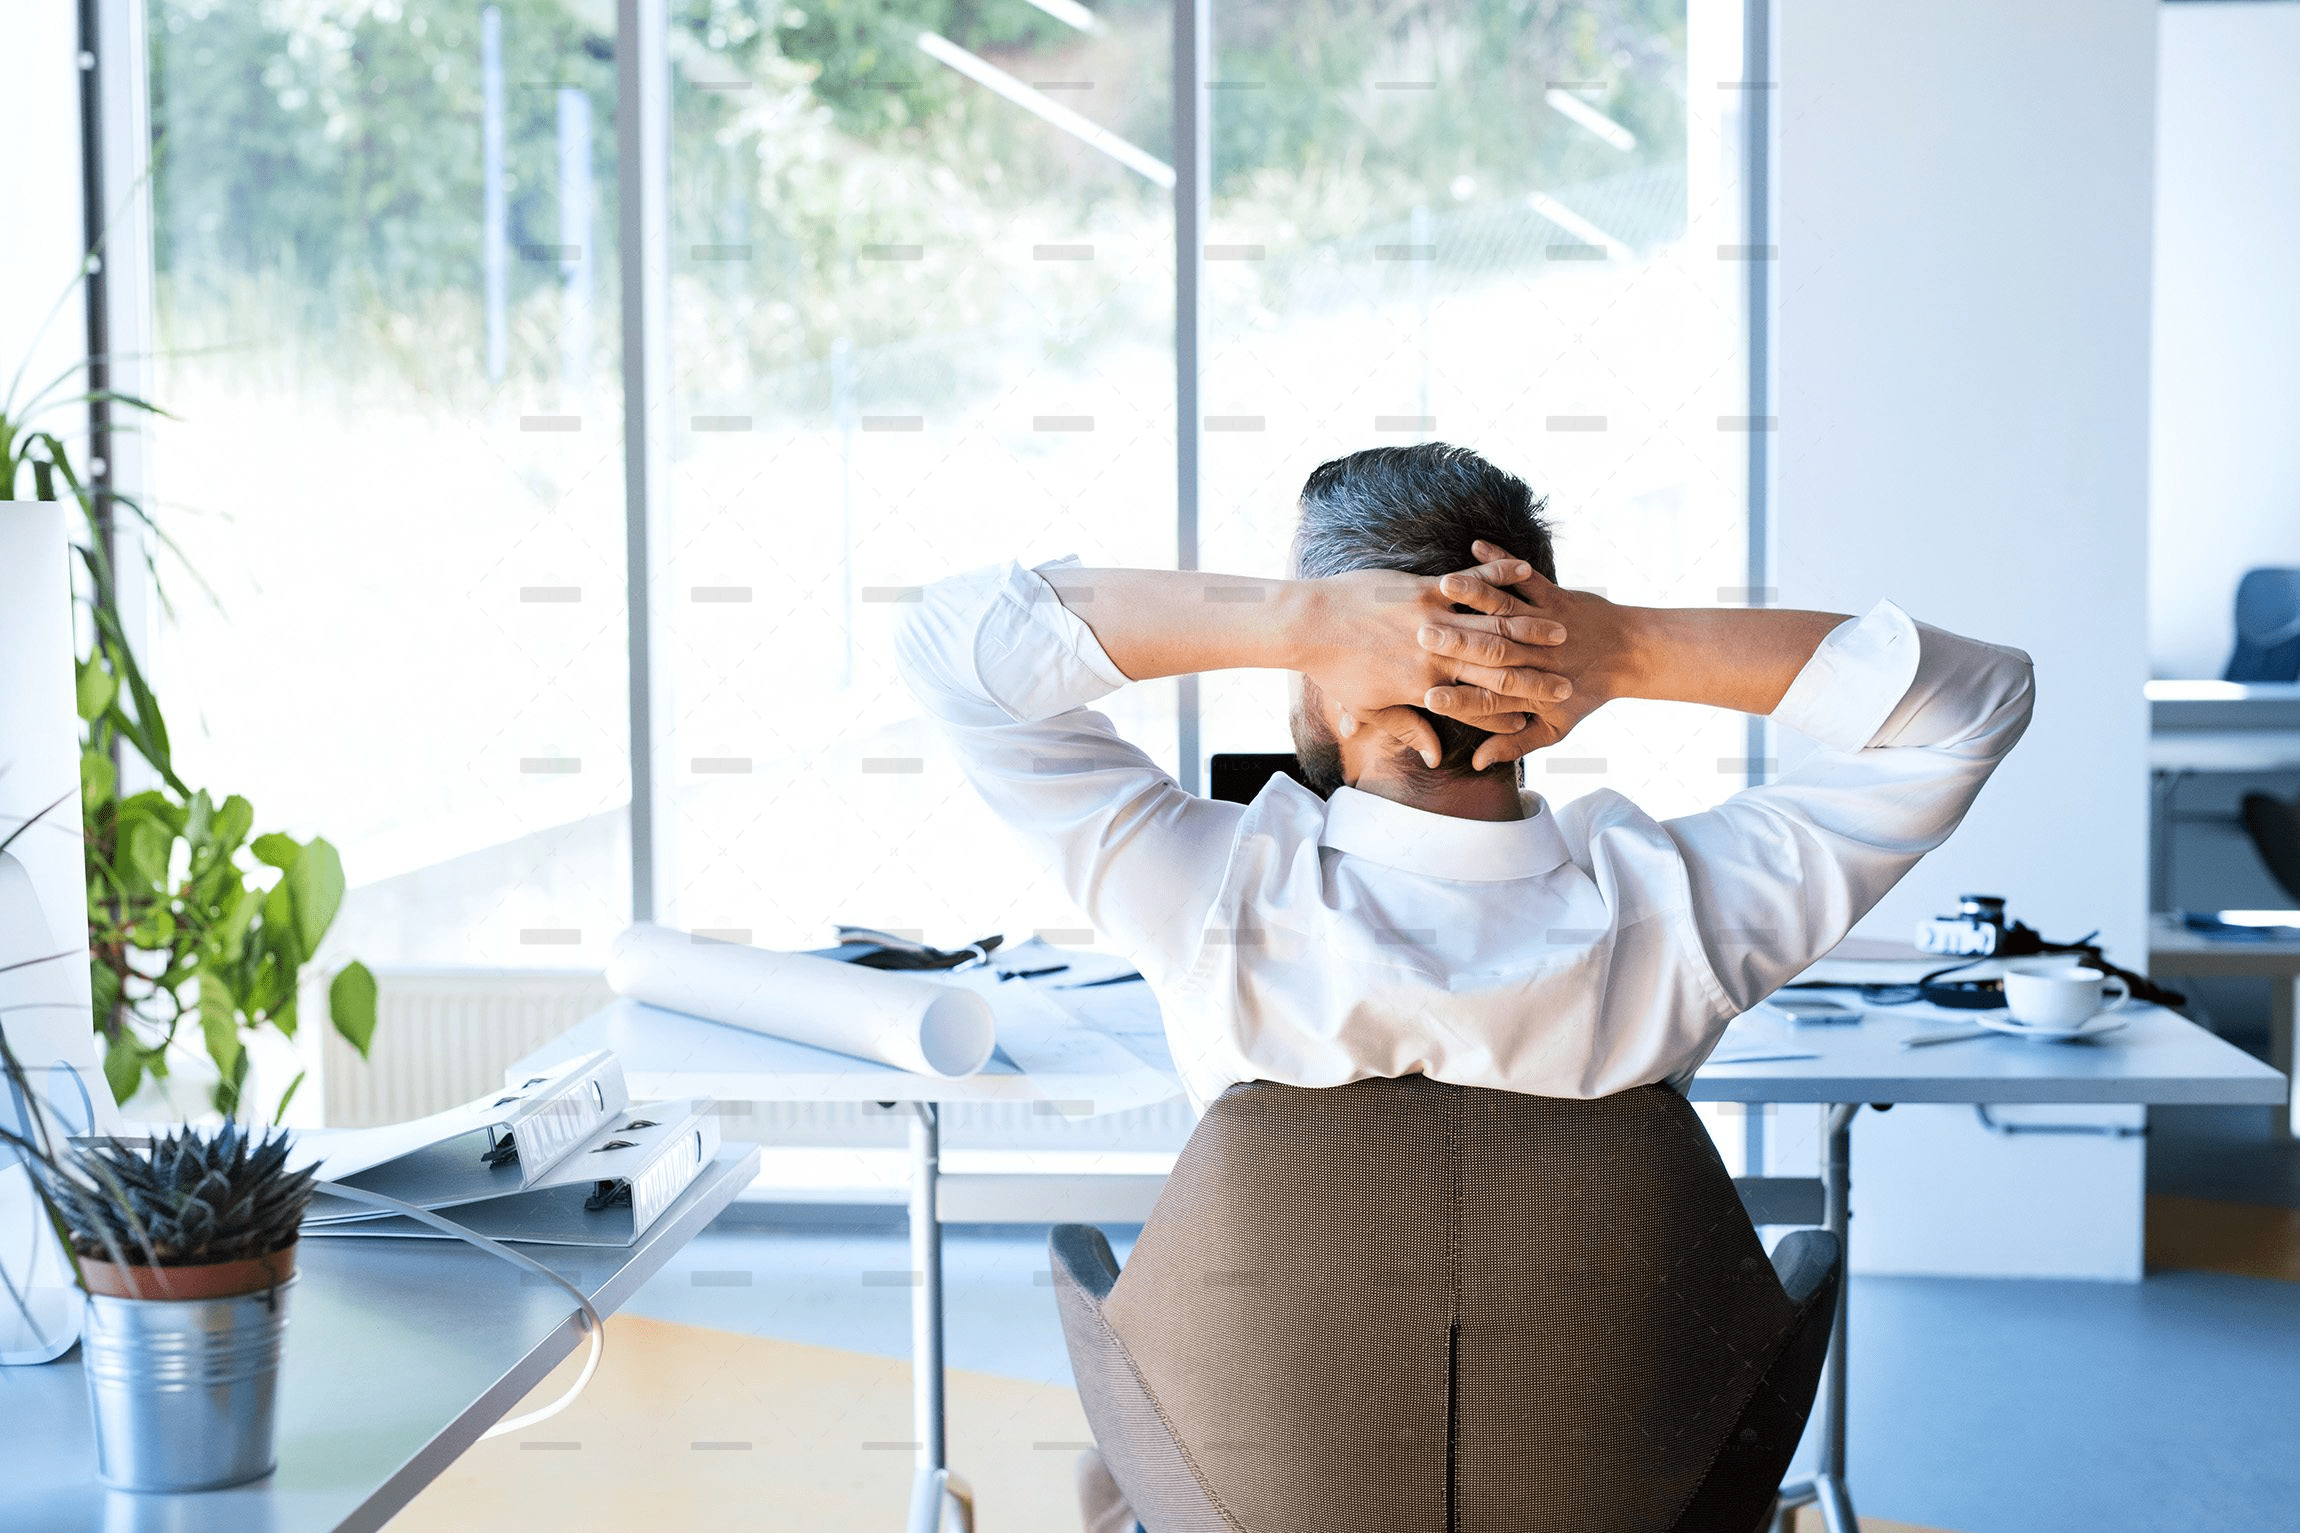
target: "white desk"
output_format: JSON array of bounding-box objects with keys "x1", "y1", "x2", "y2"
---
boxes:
[
  {"x1": 2147, "y1": 680, "x2": 2300, "y2": 728},
  {"x1": 524, "y1": 980, "x2": 2281, "y2": 1533},
  {"x1": 2148, "y1": 730, "x2": 2300, "y2": 775}
]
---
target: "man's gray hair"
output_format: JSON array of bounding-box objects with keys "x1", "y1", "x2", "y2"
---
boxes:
[{"x1": 1291, "y1": 443, "x2": 1555, "y2": 776}]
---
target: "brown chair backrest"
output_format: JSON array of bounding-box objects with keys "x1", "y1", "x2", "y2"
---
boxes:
[{"x1": 1052, "y1": 1075, "x2": 1838, "y2": 1533}]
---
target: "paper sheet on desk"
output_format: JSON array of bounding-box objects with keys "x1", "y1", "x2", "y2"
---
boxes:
[
  {"x1": 1705, "y1": 1010, "x2": 1821, "y2": 1066},
  {"x1": 1032, "y1": 974, "x2": 1175, "y2": 1077},
  {"x1": 939, "y1": 967, "x2": 1179, "y2": 1114}
]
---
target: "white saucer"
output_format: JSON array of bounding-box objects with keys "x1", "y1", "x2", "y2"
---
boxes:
[{"x1": 1973, "y1": 1011, "x2": 2130, "y2": 1043}]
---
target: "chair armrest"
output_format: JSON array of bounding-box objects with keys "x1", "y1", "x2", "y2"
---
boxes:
[
  {"x1": 1768, "y1": 1228, "x2": 1841, "y2": 1309},
  {"x1": 1050, "y1": 1223, "x2": 1121, "y2": 1304}
]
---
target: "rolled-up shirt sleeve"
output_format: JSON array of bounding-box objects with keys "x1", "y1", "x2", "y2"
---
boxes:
[
  {"x1": 894, "y1": 559, "x2": 1243, "y2": 983},
  {"x1": 1663, "y1": 601, "x2": 2036, "y2": 1012}
]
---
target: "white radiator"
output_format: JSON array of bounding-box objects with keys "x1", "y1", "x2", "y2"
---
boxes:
[
  {"x1": 313, "y1": 967, "x2": 1195, "y2": 1153},
  {"x1": 316, "y1": 968, "x2": 614, "y2": 1128}
]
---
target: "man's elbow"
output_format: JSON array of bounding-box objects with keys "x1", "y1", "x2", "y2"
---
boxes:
[
  {"x1": 2005, "y1": 648, "x2": 2037, "y2": 716},
  {"x1": 1985, "y1": 648, "x2": 2039, "y2": 752}
]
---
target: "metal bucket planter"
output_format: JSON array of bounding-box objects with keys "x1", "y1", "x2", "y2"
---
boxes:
[{"x1": 78, "y1": 1248, "x2": 297, "y2": 1492}]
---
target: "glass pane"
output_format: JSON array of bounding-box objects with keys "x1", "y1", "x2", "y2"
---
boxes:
[
  {"x1": 1200, "y1": 0, "x2": 1755, "y2": 819},
  {"x1": 661, "y1": 0, "x2": 1177, "y2": 949},
  {"x1": 148, "y1": 1, "x2": 630, "y2": 966}
]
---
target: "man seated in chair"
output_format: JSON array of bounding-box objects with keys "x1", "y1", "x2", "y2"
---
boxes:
[{"x1": 895, "y1": 442, "x2": 2033, "y2": 1530}]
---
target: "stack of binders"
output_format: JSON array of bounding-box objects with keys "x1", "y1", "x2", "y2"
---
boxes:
[{"x1": 301, "y1": 1050, "x2": 720, "y2": 1247}]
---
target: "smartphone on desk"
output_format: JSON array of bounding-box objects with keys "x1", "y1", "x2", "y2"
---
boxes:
[{"x1": 1769, "y1": 995, "x2": 1863, "y2": 1026}]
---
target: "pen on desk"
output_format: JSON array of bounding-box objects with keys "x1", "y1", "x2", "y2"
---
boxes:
[{"x1": 1900, "y1": 1028, "x2": 1991, "y2": 1048}]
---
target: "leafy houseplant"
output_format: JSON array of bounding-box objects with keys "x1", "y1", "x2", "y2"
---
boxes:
[{"x1": 4, "y1": 312, "x2": 377, "y2": 1119}]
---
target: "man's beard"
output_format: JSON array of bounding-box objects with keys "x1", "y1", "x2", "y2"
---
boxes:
[{"x1": 1289, "y1": 680, "x2": 1345, "y2": 797}]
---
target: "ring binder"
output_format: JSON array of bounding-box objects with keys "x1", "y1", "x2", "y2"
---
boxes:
[{"x1": 300, "y1": 1051, "x2": 721, "y2": 1248}]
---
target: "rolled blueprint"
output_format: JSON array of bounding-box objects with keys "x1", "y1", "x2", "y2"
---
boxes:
[{"x1": 605, "y1": 923, "x2": 997, "y2": 1077}]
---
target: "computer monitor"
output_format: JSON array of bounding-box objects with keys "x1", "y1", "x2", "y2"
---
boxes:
[{"x1": 1209, "y1": 752, "x2": 1317, "y2": 805}]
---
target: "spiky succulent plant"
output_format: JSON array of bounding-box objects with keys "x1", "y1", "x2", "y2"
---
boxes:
[{"x1": 29, "y1": 1122, "x2": 316, "y2": 1268}]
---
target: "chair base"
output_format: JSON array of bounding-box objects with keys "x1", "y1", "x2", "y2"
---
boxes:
[{"x1": 1773, "y1": 1472, "x2": 1858, "y2": 1533}]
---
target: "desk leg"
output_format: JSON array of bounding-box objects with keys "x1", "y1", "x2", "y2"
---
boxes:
[
  {"x1": 2150, "y1": 769, "x2": 2186, "y2": 913},
  {"x1": 1776, "y1": 1103, "x2": 1861, "y2": 1533},
  {"x1": 2276, "y1": 980, "x2": 2297, "y2": 1141},
  {"x1": 907, "y1": 1103, "x2": 951, "y2": 1533}
]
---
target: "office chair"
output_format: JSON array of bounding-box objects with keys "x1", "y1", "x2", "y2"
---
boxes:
[
  {"x1": 2224, "y1": 567, "x2": 2300, "y2": 683},
  {"x1": 2241, "y1": 791, "x2": 2300, "y2": 905},
  {"x1": 1050, "y1": 1075, "x2": 1841, "y2": 1533}
]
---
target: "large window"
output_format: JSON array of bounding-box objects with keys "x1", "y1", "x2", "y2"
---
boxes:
[
  {"x1": 1198, "y1": 0, "x2": 1759, "y2": 821},
  {"x1": 133, "y1": 0, "x2": 1755, "y2": 967},
  {"x1": 148, "y1": 1, "x2": 632, "y2": 966},
  {"x1": 657, "y1": 1, "x2": 1177, "y2": 949}
]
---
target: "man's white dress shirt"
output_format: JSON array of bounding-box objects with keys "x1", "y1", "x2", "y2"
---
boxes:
[{"x1": 896, "y1": 559, "x2": 2035, "y2": 1109}]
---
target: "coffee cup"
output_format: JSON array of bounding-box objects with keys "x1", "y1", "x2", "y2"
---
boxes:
[{"x1": 2002, "y1": 966, "x2": 2129, "y2": 1029}]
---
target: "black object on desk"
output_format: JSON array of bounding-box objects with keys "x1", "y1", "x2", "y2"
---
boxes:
[
  {"x1": 813, "y1": 927, "x2": 1004, "y2": 970},
  {"x1": 1210, "y1": 752, "x2": 1315, "y2": 804}
]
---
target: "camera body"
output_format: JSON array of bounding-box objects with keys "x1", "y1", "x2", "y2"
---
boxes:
[{"x1": 1917, "y1": 894, "x2": 2013, "y2": 957}]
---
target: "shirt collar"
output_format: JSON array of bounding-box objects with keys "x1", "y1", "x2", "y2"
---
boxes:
[{"x1": 1317, "y1": 785, "x2": 1572, "y2": 883}]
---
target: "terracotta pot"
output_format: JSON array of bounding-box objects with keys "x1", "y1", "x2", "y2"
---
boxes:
[{"x1": 77, "y1": 1242, "x2": 298, "y2": 1301}]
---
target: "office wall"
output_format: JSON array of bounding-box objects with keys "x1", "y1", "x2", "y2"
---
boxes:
[
  {"x1": 1775, "y1": 0, "x2": 2158, "y2": 1277},
  {"x1": 0, "y1": 9, "x2": 85, "y2": 401},
  {"x1": 2150, "y1": 2, "x2": 2300, "y2": 681},
  {"x1": 0, "y1": 6, "x2": 89, "y2": 957}
]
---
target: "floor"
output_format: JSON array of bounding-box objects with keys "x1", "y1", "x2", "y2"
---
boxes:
[
  {"x1": 390, "y1": 1101, "x2": 2300, "y2": 1533},
  {"x1": 386, "y1": 1316, "x2": 1098, "y2": 1530}
]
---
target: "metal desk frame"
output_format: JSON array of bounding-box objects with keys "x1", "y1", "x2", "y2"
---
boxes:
[
  {"x1": 902, "y1": 1102, "x2": 968, "y2": 1533},
  {"x1": 1739, "y1": 1103, "x2": 1859, "y2": 1533},
  {"x1": 1693, "y1": 1001, "x2": 2282, "y2": 1533}
]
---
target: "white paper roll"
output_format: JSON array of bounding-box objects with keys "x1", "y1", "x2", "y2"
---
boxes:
[{"x1": 605, "y1": 924, "x2": 997, "y2": 1078}]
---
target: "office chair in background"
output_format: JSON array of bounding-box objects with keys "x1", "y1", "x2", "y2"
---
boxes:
[
  {"x1": 1050, "y1": 1075, "x2": 1841, "y2": 1533},
  {"x1": 2241, "y1": 791, "x2": 2300, "y2": 906},
  {"x1": 2223, "y1": 570, "x2": 2300, "y2": 903},
  {"x1": 2224, "y1": 567, "x2": 2300, "y2": 683}
]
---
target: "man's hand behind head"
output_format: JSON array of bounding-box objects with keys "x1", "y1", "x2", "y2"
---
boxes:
[
  {"x1": 1418, "y1": 540, "x2": 1638, "y2": 770},
  {"x1": 1295, "y1": 554, "x2": 1568, "y2": 769}
]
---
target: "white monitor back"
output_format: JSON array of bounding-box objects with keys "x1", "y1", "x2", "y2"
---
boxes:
[
  {"x1": 1, "y1": 503, "x2": 116, "y2": 1364},
  {"x1": 0, "y1": 502, "x2": 111, "y2": 1135}
]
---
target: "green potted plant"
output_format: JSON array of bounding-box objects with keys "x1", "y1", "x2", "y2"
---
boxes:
[{"x1": 0, "y1": 1047, "x2": 315, "y2": 1489}]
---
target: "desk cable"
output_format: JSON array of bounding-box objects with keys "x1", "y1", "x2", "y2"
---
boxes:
[
  {"x1": 1970, "y1": 1106, "x2": 2147, "y2": 1140},
  {"x1": 308, "y1": 1181, "x2": 603, "y2": 1439}
]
